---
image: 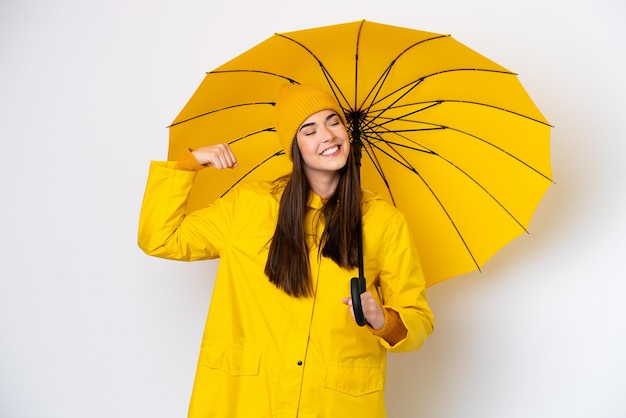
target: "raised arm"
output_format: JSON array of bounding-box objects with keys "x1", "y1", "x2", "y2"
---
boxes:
[{"x1": 137, "y1": 144, "x2": 238, "y2": 261}]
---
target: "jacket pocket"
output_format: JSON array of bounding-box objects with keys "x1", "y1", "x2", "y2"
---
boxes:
[
  {"x1": 324, "y1": 363, "x2": 384, "y2": 396},
  {"x1": 201, "y1": 342, "x2": 261, "y2": 376}
]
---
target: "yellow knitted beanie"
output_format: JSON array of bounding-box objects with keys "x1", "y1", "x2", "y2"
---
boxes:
[{"x1": 274, "y1": 84, "x2": 346, "y2": 160}]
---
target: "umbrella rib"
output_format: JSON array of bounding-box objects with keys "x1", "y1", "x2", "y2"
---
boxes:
[
  {"x1": 218, "y1": 150, "x2": 285, "y2": 198},
  {"x1": 357, "y1": 33, "x2": 451, "y2": 112},
  {"x1": 367, "y1": 103, "x2": 553, "y2": 183},
  {"x1": 362, "y1": 27, "x2": 510, "y2": 107},
  {"x1": 359, "y1": 140, "x2": 397, "y2": 206},
  {"x1": 361, "y1": 101, "x2": 441, "y2": 135},
  {"x1": 366, "y1": 129, "x2": 534, "y2": 234},
  {"x1": 225, "y1": 127, "x2": 276, "y2": 146},
  {"x1": 273, "y1": 33, "x2": 355, "y2": 110},
  {"x1": 445, "y1": 124, "x2": 554, "y2": 183},
  {"x1": 209, "y1": 69, "x2": 301, "y2": 85},
  {"x1": 362, "y1": 133, "x2": 482, "y2": 271},
  {"x1": 388, "y1": 96, "x2": 552, "y2": 127},
  {"x1": 357, "y1": 36, "x2": 516, "y2": 120},
  {"x1": 209, "y1": 67, "x2": 347, "y2": 111},
  {"x1": 443, "y1": 98, "x2": 552, "y2": 126},
  {"x1": 168, "y1": 102, "x2": 274, "y2": 127},
  {"x1": 368, "y1": 68, "x2": 519, "y2": 124}
]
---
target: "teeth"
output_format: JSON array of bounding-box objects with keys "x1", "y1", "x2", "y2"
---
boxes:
[{"x1": 321, "y1": 146, "x2": 338, "y2": 156}]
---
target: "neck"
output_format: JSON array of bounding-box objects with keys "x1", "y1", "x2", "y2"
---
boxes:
[{"x1": 307, "y1": 172, "x2": 340, "y2": 199}]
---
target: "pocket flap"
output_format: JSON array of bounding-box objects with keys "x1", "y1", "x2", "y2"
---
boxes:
[
  {"x1": 202, "y1": 343, "x2": 261, "y2": 376},
  {"x1": 324, "y1": 363, "x2": 383, "y2": 396}
]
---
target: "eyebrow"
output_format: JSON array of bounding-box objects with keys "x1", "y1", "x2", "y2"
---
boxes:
[{"x1": 298, "y1": 112, "x2": 339, "y2": 132}]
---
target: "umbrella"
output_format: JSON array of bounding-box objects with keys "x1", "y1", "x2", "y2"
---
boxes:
[{"x1": 167, "y1": 20, "x2": 552, "y2": 310}]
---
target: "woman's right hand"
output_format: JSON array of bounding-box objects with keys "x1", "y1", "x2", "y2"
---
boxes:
[{"x1": 192, "y1": 143, "x2": 238, "y2": 169}]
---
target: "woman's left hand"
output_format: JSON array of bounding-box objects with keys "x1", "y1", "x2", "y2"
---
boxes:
[{"x1": 342, "y1": 291, "x2": 385, "y2": 330}]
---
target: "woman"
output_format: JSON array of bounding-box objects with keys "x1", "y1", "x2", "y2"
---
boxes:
[{"x1": 138, "y1": 84, "x2": 434, "y2": 417}]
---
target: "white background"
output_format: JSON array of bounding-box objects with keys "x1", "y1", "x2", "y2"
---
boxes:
[{"x1": 1, "y1": 0, "x2": 625, "y2": 417}]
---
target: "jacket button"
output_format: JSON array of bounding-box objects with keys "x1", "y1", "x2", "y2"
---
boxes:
[{"x1": 297, "y1": 360, "x2": 303, "y2": 366}]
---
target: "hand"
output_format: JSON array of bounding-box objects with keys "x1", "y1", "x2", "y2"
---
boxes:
[
  {"x1": 342, "y1": 291, "x2": 385, "y2": 330},
  {"x1": 192, "y1": 143, "x2": 238, "y2": 169}
]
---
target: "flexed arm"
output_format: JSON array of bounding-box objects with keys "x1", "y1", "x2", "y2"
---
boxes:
[{"x1": 137, "y1": 144, "x2": 239, "y2": 261}]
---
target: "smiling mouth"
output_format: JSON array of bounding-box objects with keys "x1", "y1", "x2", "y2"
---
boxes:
[{"x1": 321, "y1": 145, "x2": 339, "y2": 156}]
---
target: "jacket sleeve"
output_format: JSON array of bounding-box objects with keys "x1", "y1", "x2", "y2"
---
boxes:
[
  {"x1": 137, "y1": 161, "x2": 234, "y2": 261},
  {"x1": 371, "y1": 205, "x2": 435, "y2": 353}
]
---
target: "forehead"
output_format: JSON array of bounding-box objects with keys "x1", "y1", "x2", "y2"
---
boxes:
[{"x1": 300, "y1": 109, "x2": 338, "y2": 127}]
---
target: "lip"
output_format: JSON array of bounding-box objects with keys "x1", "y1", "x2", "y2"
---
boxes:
[{"x1": 320, "y1": 144, "x2": 340, "y2": 156}]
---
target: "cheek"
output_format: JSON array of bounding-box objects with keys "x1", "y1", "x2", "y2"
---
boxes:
[{"x1": 296, "y1": 137, "x2": 315, "y2": 156}]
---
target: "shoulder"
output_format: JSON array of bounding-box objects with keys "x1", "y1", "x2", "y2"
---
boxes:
[
  {"x1": 224, "y1": 180, "x2": 284, "y2": 205},
  {"x1": 361, "y1": 190, "x2": 416, "y2": 255},
  {"x1": 361, "y1": 189, "x2": 402, "y2": 219},
  {"x1": 361, "y1": 189, "x2": 410, "y2": 234},
  {"x1": 207, "y1": 181, "x2": 282, "y2": 224}
]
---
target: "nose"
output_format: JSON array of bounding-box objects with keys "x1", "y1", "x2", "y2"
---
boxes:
[{"x1": 320, "y1": 125, "x2": 334, "y2": 142}]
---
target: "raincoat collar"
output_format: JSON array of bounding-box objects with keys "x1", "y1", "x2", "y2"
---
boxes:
[
  {"x1": 306, "y1": 188, "x2": 381, "y2": 210},
  {"x1": 306, "y1": 191, "x2": 326, "y2": 209}
]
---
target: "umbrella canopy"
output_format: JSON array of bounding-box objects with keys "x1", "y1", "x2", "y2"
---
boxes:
[{"x1": 168, "y1": 20, "x2": 552, "y2": 287}]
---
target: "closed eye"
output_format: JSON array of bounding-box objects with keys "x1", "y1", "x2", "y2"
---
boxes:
[{"x1": 327, "y1": 114, "x2": 342, "y2": 127}]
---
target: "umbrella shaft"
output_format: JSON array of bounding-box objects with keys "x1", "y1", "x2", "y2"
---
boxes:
[
  {"x1": 352, "y1": 118, "x2": 362, "y2": 170},
  {"x1": 351, "y1": 118, "x2": 365, "y2": 279}
]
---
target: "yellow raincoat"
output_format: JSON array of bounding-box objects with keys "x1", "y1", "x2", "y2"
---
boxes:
[{"x1": 138, "y1": 161, "x2": 434, "y2": 418}]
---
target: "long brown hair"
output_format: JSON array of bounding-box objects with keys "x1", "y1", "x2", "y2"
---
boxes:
[{"x1": 264, "y1": 139, "x2": 362, "y2": 297}]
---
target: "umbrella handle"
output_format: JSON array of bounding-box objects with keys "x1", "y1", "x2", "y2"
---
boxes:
[{"x1": 351, "y1": 276, "x2": 367, "y2": 326}]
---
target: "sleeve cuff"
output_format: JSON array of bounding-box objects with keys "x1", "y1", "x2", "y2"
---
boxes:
[
  {"x1": 173, "y1": 149, "x2": 205, "y2": 171},
  {"x1": 370, "y1": 307, "x2": 408, "y2": 346}
]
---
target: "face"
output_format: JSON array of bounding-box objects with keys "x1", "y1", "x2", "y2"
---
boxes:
[{"x1": 295, "y1": 109, "x2": 351, "y2": 183}]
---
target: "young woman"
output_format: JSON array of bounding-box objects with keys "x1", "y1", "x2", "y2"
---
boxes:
[{"x1": 138, "y1": 84, "x2": 434, "y2": 417}]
